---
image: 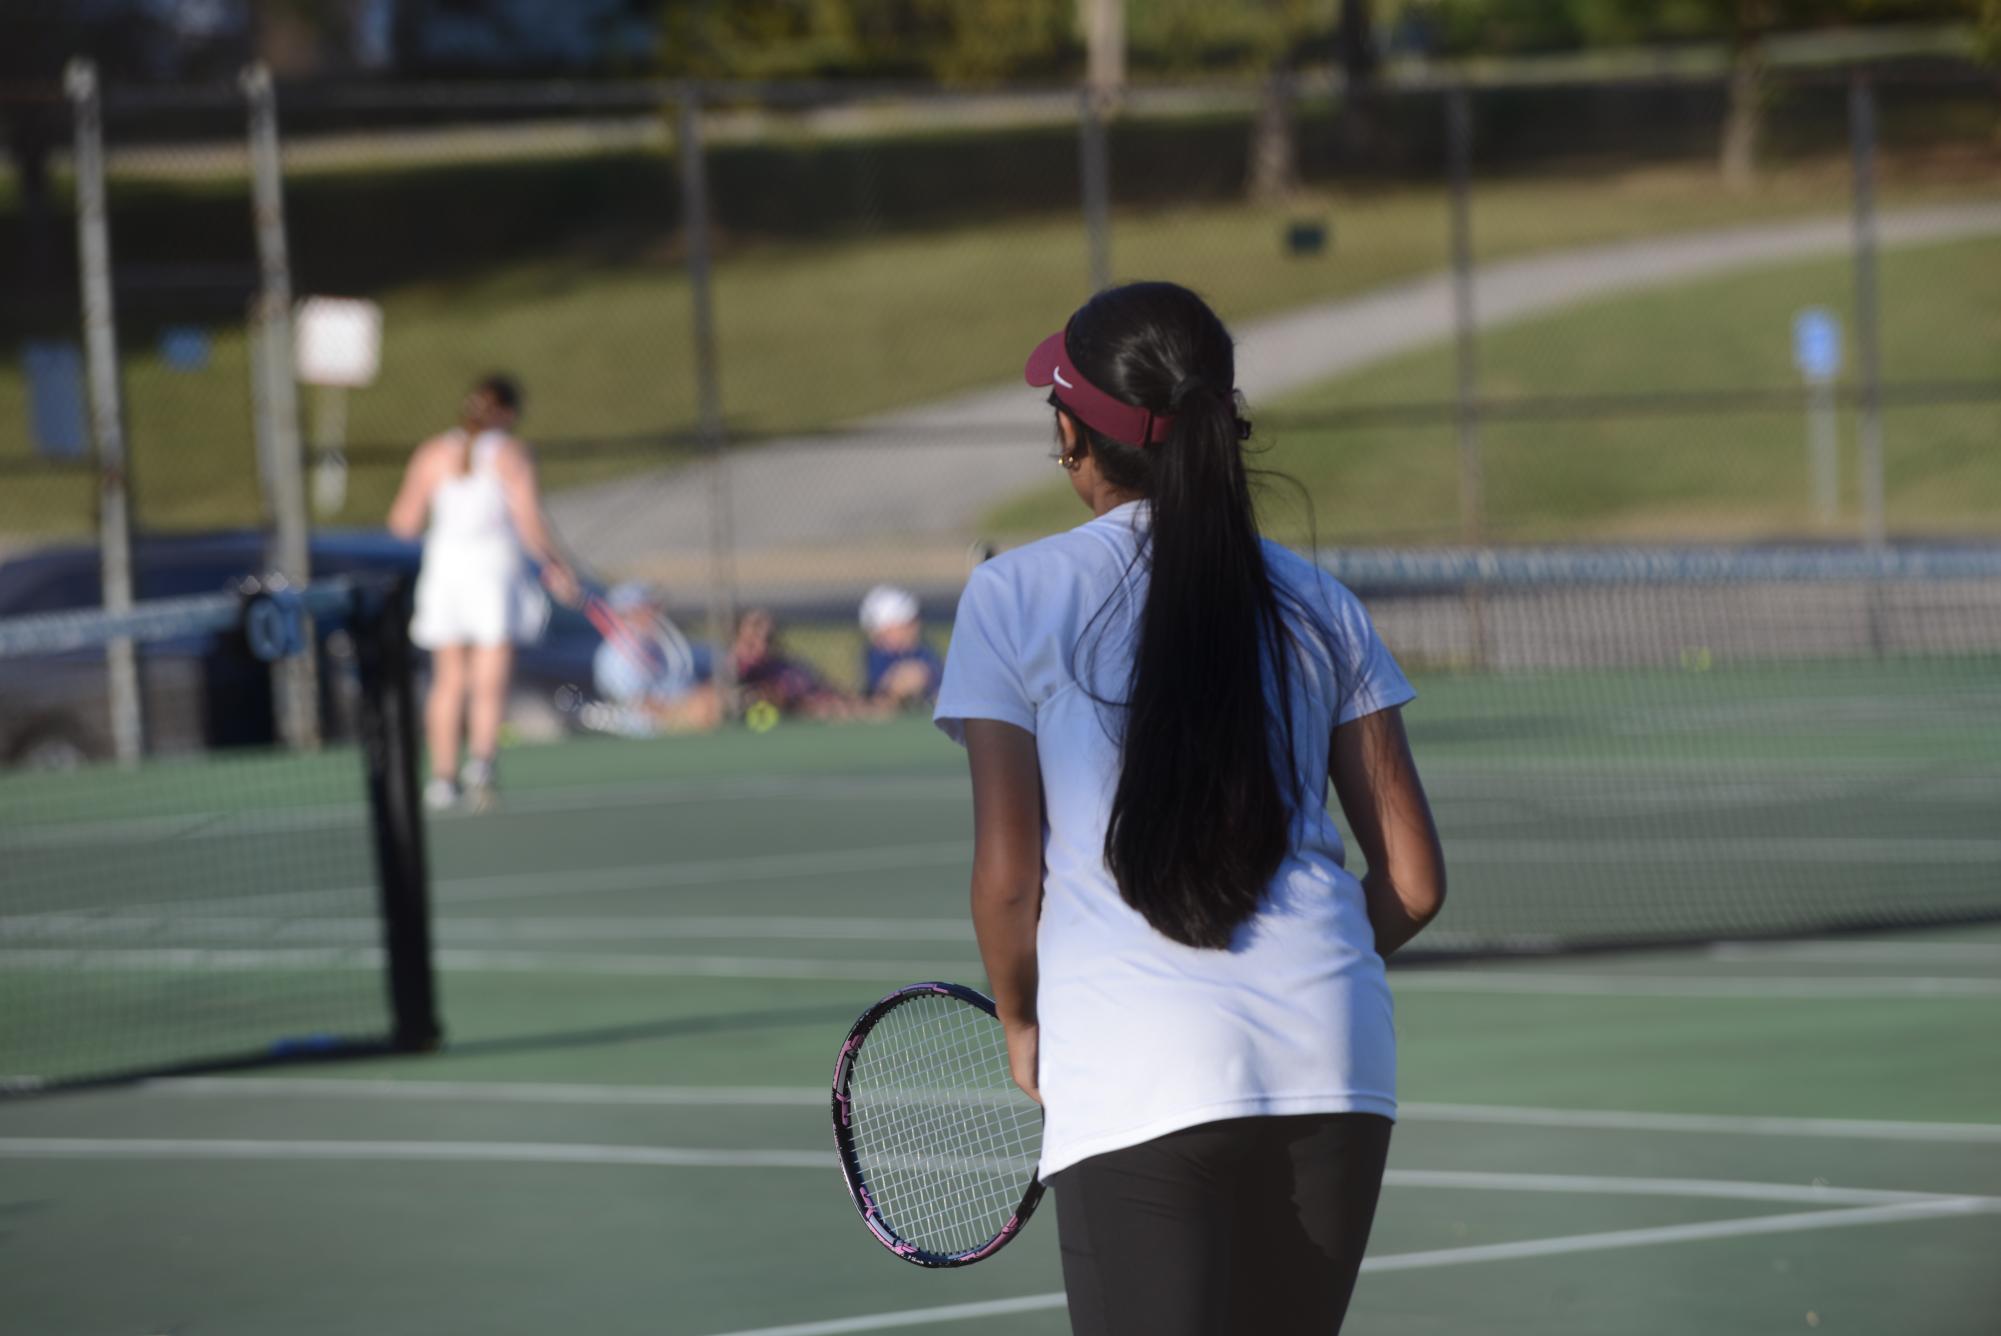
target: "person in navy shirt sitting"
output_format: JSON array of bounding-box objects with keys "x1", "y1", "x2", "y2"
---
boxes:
[{"x1": 859, "y1": 585, "x2": 943, "y2": 710}]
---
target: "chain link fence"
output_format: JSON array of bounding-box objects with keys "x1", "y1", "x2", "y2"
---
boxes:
[
  {"x1": 4, "y1": 64, "x2": 1998, "y2": 692},
  {"x1": 1, "y1": 83, "x2": 90, "y2": 559}
]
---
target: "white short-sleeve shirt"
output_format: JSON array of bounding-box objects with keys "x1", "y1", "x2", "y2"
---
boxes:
[{"x1": 935, "y1": 500, "x2": 1416, "y2": 1179}]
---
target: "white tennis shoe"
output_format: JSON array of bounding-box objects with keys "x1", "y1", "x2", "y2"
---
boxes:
[{"x1": 423, "y1": 777, "x2": 460, "y2": 812}]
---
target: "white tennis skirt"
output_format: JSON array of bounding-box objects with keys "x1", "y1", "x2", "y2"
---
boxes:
[{"x1": 410, "y1": 539, "x2": 549, "y2": 649}]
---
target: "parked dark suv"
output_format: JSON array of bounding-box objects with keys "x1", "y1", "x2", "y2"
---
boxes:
[{"x1": 0, "y1": 531, "x2": 602, "y2": 767}]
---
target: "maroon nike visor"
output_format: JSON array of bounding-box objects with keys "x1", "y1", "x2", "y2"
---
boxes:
[{"x1": 1025, "y1": 328, "x2": 1175, "y2": 448}]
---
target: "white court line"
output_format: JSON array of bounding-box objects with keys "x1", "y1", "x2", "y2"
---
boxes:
[
  {"x1": 1397, "y1": 1101, "x2": 2001, "y2": 1145},
  {"x1": 13, "y1": 916, "x2": 1998, "y2": 959},
  {"x1": 1358, "y1": 1196, "x2": 1993, "y2": 1269},
  {"x1": 0, "y1": 947, "x2": 387, "y2": 971},
  {"x1": 1391, "y1": 970, "x2": 2001, "y2": 999},
  {"x1": 0, "y1": 1138, "x2": 831, "y2": 1168},
  {"x1": 457, "y1": 773, "x2": 965, "y2": 817},
  {"x1": 439, "y1": 915, "x2": 975, "y2": 943},
  {"x1": 699, "y1": 1294, "x2": 1070, "y2": 1336},
  {"x1": 0, "y1": 914, "x2": 974, "y2": 946},
  {"x1": 693, "y1": 1198, "x2": 1996, "y2": 1336},
  {"x1": 0, "y1": 772, "x2": 966, "y2": 857},
  {"x1": 1441, "y1": 837, "x2": 2001, "y2": 865},
  {"x1": 137, "y1": 1079, "x2": 2001, "y2": 1145},
  {"x1": 429, "y1": 842, "x2": 975, "y2": 907},
  {"x1": 9, "y1": 947, "x2": 1999, "y2": 994},
  {"x1": 0, "y1": 948, "x2": 941, "y2": 982},
  {"x1": 440, "y1": 949, "x2": 948, "y2": 980},
  {"x1": 12, "y1": 829, "x2": 1993, "y2": 925},
  {"x1": 1380, "y1": 1169, "x2": 1949, "y2": 1208},
  {"x1": 0, "y1": 802, "x2": 369, "y2": 854},
  {"x1": 2, "y1": 839, "x2": 975, "y2": 930},
  {"x1": 147, "y1": 1077, "x2": 832, "y2": 1106},
  {"x1": 2, "y1": 1139, "x2": 1988, "y2": 1213},
  {"x1": 1711, "y1": 940, "x2": 2001, "y2": 966}
]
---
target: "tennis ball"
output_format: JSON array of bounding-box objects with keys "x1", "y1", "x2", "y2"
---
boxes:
[
  {"x1": 746, "y1": 700, "x2": 780, "y2": 733},
  {"x1": 1679, "y1": 647, "x2": 1714, "y2": 673}
]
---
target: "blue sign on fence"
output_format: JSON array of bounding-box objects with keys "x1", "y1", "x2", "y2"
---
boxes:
[
  {"x1": 1792, "y1": 308, "x2": 1843, "y2": 383},
  {"x1": 23, "y1": 341, "x2": 88, "y2": 459},
  {"x1": 160, "y1": 326, "x2": 212, "y2": 373}
]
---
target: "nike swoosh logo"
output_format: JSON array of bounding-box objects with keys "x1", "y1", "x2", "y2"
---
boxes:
[{"x1": 1052, "y1": 368, "x2": 1074, "y2": 390}]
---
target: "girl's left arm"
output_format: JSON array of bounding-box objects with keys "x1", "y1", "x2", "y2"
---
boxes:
[{"x1": 963, "y1": 718, "x2": 1045, "y2": 1103}]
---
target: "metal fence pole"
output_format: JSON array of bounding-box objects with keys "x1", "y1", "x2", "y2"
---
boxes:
[
  {"x1": 1848, "y1": 75, "x2": 1887, "y2": 552},
  {"x1": 1446, "y1": 85, "x2": 1491, "y2": 668},
  {"x1": 244, "y1": 63, "x2": 319, "y2": 749},
  {"x1": 1084, "y1": 0, "x2": 1126, "y2": 94},
  {"x1": 1446, "y1": 86, "x2": 1483, "y2": 545},
  {"x1": 679, "y1": 84, "x2": 737, "y2": 710},
  {"x1": 1079, "y1": 87, "x2": 1113, "y2": 295},
  {"x1": 65, "y1": 59, "x2": 143, "y2": 767}
]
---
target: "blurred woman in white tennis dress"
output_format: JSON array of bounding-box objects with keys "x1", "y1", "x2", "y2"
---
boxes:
[{"x1": 388, "y1": 375, "x2": 577, "y2": 811}]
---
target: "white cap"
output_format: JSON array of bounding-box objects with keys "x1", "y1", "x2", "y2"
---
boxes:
[
  {"x1": 607, "y1": 581, "x2": 659, "y2": 611},
  {"x1": 859, "y1": 584, "x2": 920, "y2": 634}
]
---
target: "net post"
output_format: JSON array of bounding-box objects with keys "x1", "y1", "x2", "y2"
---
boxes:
[
  {"x1": 65, "y1": 59, "x2": 143, "y2": 768},
  {"x1": 353, "y1": 575, "x2": 441, "y2": 1053}
]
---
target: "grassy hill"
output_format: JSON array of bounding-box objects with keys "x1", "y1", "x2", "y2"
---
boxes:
[
  {"x1": 984, "y1": 233, "x2": 2001, "y2": 546},
  {"x1": 5, "y1": 149, "x2": 1995, "y2": 540}
]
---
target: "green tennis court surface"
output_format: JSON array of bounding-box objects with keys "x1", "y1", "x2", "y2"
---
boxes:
[{"x1": 4, "y1": 690, "x2": 1998, "y2": 1333}]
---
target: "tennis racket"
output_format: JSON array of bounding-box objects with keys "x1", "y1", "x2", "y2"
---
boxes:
[
  {"x1": 831, "y1": 982, "x2": 1045, "y2": 1267},
  {"x1": 541, "y1": 549, "x2": 701, "y2": 686},
  {"x1": 576, "y1": 583, "x2": 699, "y2": 688}
]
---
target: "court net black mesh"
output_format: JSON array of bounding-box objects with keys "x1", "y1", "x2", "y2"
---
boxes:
[
  {"x1": 0, "y1": 576, "x2": 437, "y2": 1092},
  {"x1": 1319, "y1": 546, "x2": 2001, "y2": 958}
]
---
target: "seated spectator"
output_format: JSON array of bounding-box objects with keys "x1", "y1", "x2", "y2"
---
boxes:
[
  {"x1": 858, "y1": 585, "x2": 942, "y2": 709},
  {"x1": 591, "y1": 583, "x2": 720, "y2": 732},
  {"x1": 733, "y1": 607, "x2": 853, "y2": 720}
]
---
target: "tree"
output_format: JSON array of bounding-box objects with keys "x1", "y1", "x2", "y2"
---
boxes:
[
  {"x1": 1337, "y1": 0, "x2": 1380, "y2": 84},
  {"x1": 1401, "y1": 0, "x2": 1984, "y2": 184},
  {"x1": 1615, "y1": 1, "x2": 1977, "y2": 189},
  {"x1": 1720, "y1": 1, "x2": 1779, "y2": 190},
  {"x1": 655, "y1": 0, "x2": 1071, "y2": 83},
  {"x1": 1131, "y1": 0, "x2": 1343, "y2": 201},
  {"x1": 0, "y1": 0, "x2": 174, "y2": 330},
  {"x1": 252, "y1": 1, "x2": 347, "y2": 75}
]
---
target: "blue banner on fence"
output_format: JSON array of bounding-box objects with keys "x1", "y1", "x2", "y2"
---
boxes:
[
  {"x1": 1791, "y1": 308, "x2": 1843, "y2": 384},
  {"x1": 23, "y1": 342, "x2": 88, "y2": 459},
  {"x1": 160, "y1": 326, "x2": 212, "y2": 373}
]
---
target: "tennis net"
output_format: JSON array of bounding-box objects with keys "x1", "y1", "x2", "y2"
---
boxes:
[
  {"x1": 1318, "y1": 545, "x2": 2001, "y2": 958},
  {"x1": 0, "y1": 575, "x2": 438, "y2": 1092}
]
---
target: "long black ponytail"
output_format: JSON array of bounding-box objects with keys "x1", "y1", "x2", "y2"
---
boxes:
[{"x1": 1061, "y1": 283, "x2": 1298, "y2": 950}]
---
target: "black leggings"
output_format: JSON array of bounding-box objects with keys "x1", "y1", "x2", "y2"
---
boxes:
[{"x1": 1051, "y1": 1112, "x2": 1393, "y2": 1336}]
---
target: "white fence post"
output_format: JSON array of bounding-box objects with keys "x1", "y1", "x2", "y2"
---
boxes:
[{"x1": 65, "y1": 58, "x2": 143, "y2": 768}]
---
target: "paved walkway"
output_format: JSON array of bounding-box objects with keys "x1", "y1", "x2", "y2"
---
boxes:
[{"x1": 548, "y1": 200, "x2": 2001, "y2": 586}]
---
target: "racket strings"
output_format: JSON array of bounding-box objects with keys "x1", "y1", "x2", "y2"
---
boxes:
[
  {"x1": 847, "y1": 995, "x2": 1040, "y2": 1256},
  {"x1": 855, "y1": 1005, "x2": 1014, "y2": 1246},
  {"x1": 893, "y1": 1009, "x2": 1030, "y2": 1241},
  {"x1": 864, "y1": 1058, "x2": 1023, "y2": 1246}
]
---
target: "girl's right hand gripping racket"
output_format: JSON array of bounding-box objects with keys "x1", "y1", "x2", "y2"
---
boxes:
[{"x1": 831, "y1": 982, "x2": 1045, "y2": 1267}]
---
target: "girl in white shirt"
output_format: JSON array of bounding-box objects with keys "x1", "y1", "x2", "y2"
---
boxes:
[
  {"x1": 935, "y1": 282, "x2": 1446, "y2": 1335},
  {"x1": 389, "y1": 375, "x2": 577, "y2": 811}
]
